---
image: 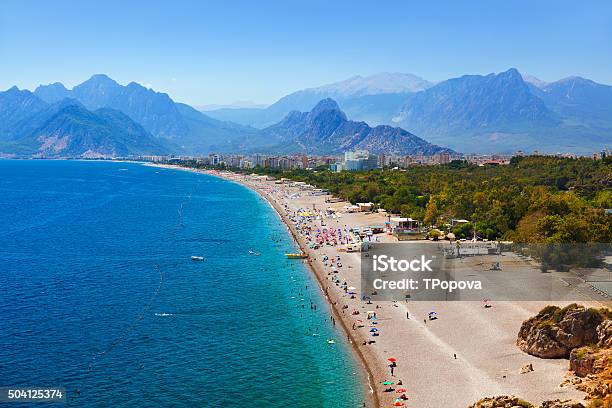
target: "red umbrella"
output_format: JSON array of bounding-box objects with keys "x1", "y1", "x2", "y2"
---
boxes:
[
  {"x1": 387, "y1": 358, "x2": 397, "y2": 362},
  {"x1": 393, "y1": 403, "x2": 405, "y2": 407},
  {"x1": 395, "y1": 388, "x2": 406, "y2": 393}
]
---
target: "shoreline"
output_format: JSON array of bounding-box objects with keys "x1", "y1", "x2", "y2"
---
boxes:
[
  {"x1": 224, "y1": 171, "x2": 382, "y2": 408},
  {"x1": 146, "y1": 163, "x2": 381, "y2": 406},
  {"x1": 146, "y1": 163, "x2": 608, "y2": 408}
]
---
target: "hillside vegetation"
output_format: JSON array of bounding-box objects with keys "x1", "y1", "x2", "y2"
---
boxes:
[{"x1": 218, "y1": 156, "x2": 612, "y2": 243}]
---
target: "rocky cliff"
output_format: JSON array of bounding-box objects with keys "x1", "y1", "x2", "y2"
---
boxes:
[
  {"x1": 516, "y1": 304, "x2": 611, "y2": 407},
  {"x1": 516, "y1": 304, "x2": 609, "y2": 358}
]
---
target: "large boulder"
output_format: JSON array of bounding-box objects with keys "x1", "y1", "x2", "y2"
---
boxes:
[
  {"x1": 468, "y1": 395, "x2": 534, "y2": 408},
  {"x1": 517, "y1": 304, "x2": 608, "y2": 358},
  {"x1": 468, "y1": 396, "x2": 583, "y2": 408}
]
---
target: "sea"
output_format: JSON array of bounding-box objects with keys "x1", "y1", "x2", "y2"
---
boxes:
[{"x1": 0, "y1": 160, "x2": 365, "y2": 407}]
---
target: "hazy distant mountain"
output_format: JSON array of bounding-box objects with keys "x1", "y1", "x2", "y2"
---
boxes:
[
  {"x1": 199, "y1": 101, "x2": 268, "y2": 111},
  {"x1": 395, "y1": 68, "x2": 556, "y2": 128},
  {"x1": 536, "y1": 76, "x2": 612, "y2": 129},
  {"x1": 261, "y1": 98, "x2": 453, "y2": 155},
  {"x1": 521, "y1": 74, "x2": 548, "y2": 89},
  {"x1": 0, "y1": 88, "x2": 168, "y2": 157},
  {"x1": 206, "y1": 73, "x2": 433, "y2": 128},
  {"x1": 392, "y1": 68, "x2": 611, "y2": 153},
  {"x1": 6, "y1": 69, "x2": 611, "y2": 156},
  {"x1": 33, "y1": 82, "x2": 71, "y2": 103},
  {"x1": 393, "y1": 68, "x2": 558, "y2": 151},
  {"x1": 30, "y1": 105, "x2": 169, "y2": 157},
  {"x1": 207, "y1": 68, "x2": 611, "y2": 153},
  {"x1": 0, "y1": 87, "x2": 49, "y2": 136},
  {"x1": 312, "y1": 73, "x2": 433, "y2": 96},
  {"x1": 35, "y1": 75, "x2": 260, "y2": 153},
  {"x1": 69, "y1": 75, "x2": 189, "y2": 139}
]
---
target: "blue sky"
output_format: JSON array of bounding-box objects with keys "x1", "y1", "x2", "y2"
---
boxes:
[{"x1": 0, "y1": 0, "x2": 610, "y2": 105}]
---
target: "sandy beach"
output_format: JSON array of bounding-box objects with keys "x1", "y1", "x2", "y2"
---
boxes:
[{"x1": 152, "y1": 164, "x2": 610, "y2": 408}]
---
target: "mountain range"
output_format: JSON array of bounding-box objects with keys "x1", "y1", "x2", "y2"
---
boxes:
[
  {"x1": 32, "y1": 75, "x2": 260, "y2": 154},
  {"x1": 0, "y1": 69, "x2": 610, "y2": 158},
  {"x1": 259, "y1": 98, "x2": 452, "y2": 155},
  {"x1": 206, "y1": 72, "x2": 433, "y2": 128},
  {"x1": 206, "y1": 69, "x2": 612, "y2": 154},
  {"x1": 0, "y1": 74, "x2": 450, "y2": 157},
  {"x1": 0, "y1": 87, "x2": 168, "y2": 157}
]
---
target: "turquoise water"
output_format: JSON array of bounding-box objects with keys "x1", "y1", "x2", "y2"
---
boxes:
[{"x1": 0, "y1": 160, "x2": 364, "y2": 407}]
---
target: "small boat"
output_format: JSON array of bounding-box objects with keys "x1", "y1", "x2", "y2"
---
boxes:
[
  {"x1": 191, "y1": 256, "x2": 204, "y2": 261},
  {"x1": 249, "y1": 250, "x2": 260, "y2": 256},
  {"x1": 285, "y1": 252, "x2": 308, "y2": 259}
]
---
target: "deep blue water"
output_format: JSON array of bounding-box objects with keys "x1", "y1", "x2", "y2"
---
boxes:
[{"x1": 0, "y1": 160, "x2": 364, "y2": 407}]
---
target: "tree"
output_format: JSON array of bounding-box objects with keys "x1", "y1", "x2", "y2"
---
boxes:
[{"x1": 424, "y1": 199, "x2": 439, "y2": 226}]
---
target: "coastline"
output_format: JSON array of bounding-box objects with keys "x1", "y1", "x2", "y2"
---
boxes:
[
  {"x1": 146, "y1": 163, "x2": 381, "y2": 406},
  {"x1": 223, "y1": 171, "x2": 382, "y2": 408},
  {"x1": 147, "y1": 163, "x2": 608, "y2": 408}
]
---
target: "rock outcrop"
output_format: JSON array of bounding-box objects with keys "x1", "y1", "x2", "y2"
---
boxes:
[
  {"x1": 468, "y1": 395, "x2": 534, "y2": 408},
  {"x1": 568, "y1": 346, "x2": 612, "y2": 405},
  {"x1": 468, "y1": 396, "x2": 584, "y2": 408},
  {"x1": 569, "y1": 347, "x2": 610, "y2": 377},
  {"x1": 597, "y1": 319, "x2": 612, "y2": 348},
  {"x1": 517, "y1": 304, "x2": 609, "y2": 358},
  {"x1": 516, "y1": 304, "x2": 611, "y2": 406}
]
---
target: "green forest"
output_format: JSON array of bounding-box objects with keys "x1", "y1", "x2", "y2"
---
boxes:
[{"x1": 184, "y1": 156, "x2": 612, "y2": 243}]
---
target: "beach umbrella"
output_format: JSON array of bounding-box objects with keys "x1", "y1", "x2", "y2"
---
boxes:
[
  {"x1": 382, "y1": 381, "x2": 394, "y2": 385},
  {"x1": 393, "y1": 402, "x2": 405, "y2": 406},
  {"x1": 387, "y1": 358, "x2": 397, "y2": 362},
  {"x1": 348, "y1": 286, "x2": 356, "y2": 290},
  {"x1": 396, "y1": 388, "x2": 406, "y2": 393},
  {"x1": 369, "y1": 328, "x2": 379, "y2": 332}
]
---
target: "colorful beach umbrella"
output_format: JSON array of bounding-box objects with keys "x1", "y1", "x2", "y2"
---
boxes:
[
  {"x1": 382, "y1": 381, "x2": 394, "y2": 385},
  {"x1": 393, "y1": 402, "x2": 405, "y2": 406},
  {"x1": 387, "y1": 358, "x2": 397, "y2": 362},
  {"x1": 396, "y1": 388, "x2": 406, "y2": 393}
]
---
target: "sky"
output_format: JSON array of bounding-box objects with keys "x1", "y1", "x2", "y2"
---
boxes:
[{"x1": 0, "y1": 0, "x2": 611, "y2": 106}]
